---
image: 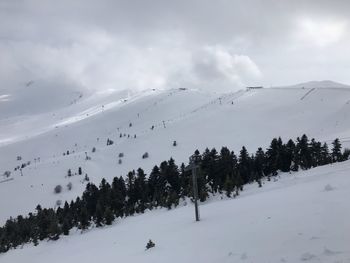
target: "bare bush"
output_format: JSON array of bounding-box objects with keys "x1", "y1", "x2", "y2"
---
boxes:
[
  {"x1": 67, "y1": 182, "x2": 73, "y2": 191},
  {"x1": 54, "y1": 185, "x2": 62, "y2": 194}
]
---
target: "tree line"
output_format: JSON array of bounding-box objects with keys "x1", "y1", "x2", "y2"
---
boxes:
[{"x1": 0, "y1": 134, "x2": 349, "y2": 253}]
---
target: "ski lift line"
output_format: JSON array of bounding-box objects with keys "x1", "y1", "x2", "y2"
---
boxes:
[
  {"x1": 300, "y1": 88, "x2": 316, "y2": 100},
  {"x1": 0, "y1": 178, "x2": 14, "y2": 184}
]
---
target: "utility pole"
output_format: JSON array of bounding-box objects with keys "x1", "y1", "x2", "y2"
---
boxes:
[{"x1": 186, "y1": 154, "x2": 201, "y2": 221}]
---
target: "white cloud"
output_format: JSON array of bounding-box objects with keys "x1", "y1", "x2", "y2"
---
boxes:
[
  {"x1": 295, "y1": 17, "x2": 347, "y2": 48},
  {"x1": 1, "y1": 0, "x2": 350, "y2": 96},
  {"x1": 0, "y1": 29, "x2": 261, "y2": 95},
  {"x1": 189, "y1": 46, "x2": 262, "y2": 91}
]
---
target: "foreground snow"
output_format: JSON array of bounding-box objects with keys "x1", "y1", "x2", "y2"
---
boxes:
[{"x1": 1, "y1": 160, "x2": 350, "y2": 263}]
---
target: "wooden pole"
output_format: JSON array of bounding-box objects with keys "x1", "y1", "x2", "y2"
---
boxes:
[{"x1": 192, "y1": 164, "x2": 200, "y2": 221}]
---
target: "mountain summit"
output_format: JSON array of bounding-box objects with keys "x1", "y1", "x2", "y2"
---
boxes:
[{"x1": 278, "y1": 80, "x2": 350, "y2": 89}]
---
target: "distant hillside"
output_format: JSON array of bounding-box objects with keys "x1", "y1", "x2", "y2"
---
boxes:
[{"x1": 0, "y1": 82, "x2": 350, "y2": 223}]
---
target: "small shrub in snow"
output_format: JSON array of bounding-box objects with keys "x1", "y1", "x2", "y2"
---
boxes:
[
  {"x1": 118, "y1": 159, "x2": 122, "y2": 164},
  {"x1": 142, "y1": 152, "x2": 149, "y2": 159},
  {"x1": 54, "y1": 185, "x2": 62, "y2": 194},
  {"x1": 324, "y1": 184, "x2": 335, "y2": 191},
  {"x1": 106, "y1": 138, "x2": 114, "y2": 146},
  {"x1": 67, "y1": 182, "x2": 73, "y2": 191},
  {"x1": 3, "y1": 171, "x2": 11, "y2": 178},
  {"x1": 146, "y1": 239, "x2": 155, "y2": 250},
  {"x1": 258, "y1": 180, "x2": 262, "y2": 188},
  {"x1": 56, "y1": 200, "x2": 62, "y2": 206}
]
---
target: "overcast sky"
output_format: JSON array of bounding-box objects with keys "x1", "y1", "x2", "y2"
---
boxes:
[{"x1": 1, "y1": 0, "x2": 349, "y2": 94}]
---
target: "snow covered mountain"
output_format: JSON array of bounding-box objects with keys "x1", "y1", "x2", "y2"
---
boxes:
[{"x1": 1, "y1": 81, "x2": 350, "y2": 224}]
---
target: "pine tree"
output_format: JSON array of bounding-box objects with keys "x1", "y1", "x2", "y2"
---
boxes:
[
  {"x1": 298, "y1": 134, "x2": 312, "y2": 169},
  {"x1": 223, "y1": 175, "x2": 234, "y2": 197},
  {"x1": 254, "y1": 147, "x2": 266, "y2": 180},
  {"x1": 343, "y1": 148, "x2": 350, "y2": 161},
  {"x1": 148, "y1": 165, "x2": 162, "y2": 206},
  {"x1": 62, "y1": 218, "x2": 70, "y2": 235},
  {"x1": 111, "y1": 177, "x2": 126, "y2": 217},
  {"x1": 201, "y1": 148, "x2": 219, "y2": 193},
  {"x1": 266, "y1": 138, "x2": 280, "y2": 176},
  {"x1": 239, "y1": 146, "x2": 251, "y2": 183},
  {"x1": 331, "y1": 138, "x2": 342, "y2": 162},
  {"x1": 166, "y1": 158, "x2": 181, "y2": 196},
  {"x1": 104, "y1": 207, "x2": 114, "y2": 225},
  {"x1": 310, "y1": 138, "x2": 321, "y2": 167},
  {"x1": 126, "y1": 171, "x2": 136, "y2": 215},
  {"x1": 95, "y1": 201, "x2": 104, "y2": 227},
  {"x1": 279, "y1": 139, "x2": 295, "y2": 172},
  {"x1": 78, "y1": 206, "x2": 90, "y2": 230},
  {"x1": 135, "y1": 168, "x2": 148, "y2": 213},
  {"x1": 320, "y1": 143, "x2": 331, "y2": 165}
]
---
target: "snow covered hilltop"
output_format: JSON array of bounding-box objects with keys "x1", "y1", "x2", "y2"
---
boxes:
[{"x1": 1, "y1": 80, "x2": 350, "y2": 262}]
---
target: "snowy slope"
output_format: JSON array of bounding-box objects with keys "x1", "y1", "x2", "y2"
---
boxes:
[
  {"x1": 1, "y1": 83, "x2": 350, "y2": 224},
  {"x1": 1, "y1": 160, "x2": 350, "y2": 263}
]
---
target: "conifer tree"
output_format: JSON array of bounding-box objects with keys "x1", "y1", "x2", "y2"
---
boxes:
[
  {"x1": 343, "y1": 148, "x2": 350, "y2": 161},
  {"x1": 331, "y1": 138, "x2": 342, "y2": 162},
  {"x1": 135, "y1": 168, "x2": 148, "y2": 213},
  {"x1": 78, "y1": 206, "x2": 90, "y2": 230},
  {"x1": 104, "y1": 207, "x2": 114, "y2": 225},
  {"x1": 239, "y1": 146, "x2": 251, "y2": 183},
  {"x1": 298, "y1": 134, "x2": 312, "y2": 169},
  {"x1": 95, "y1": 201, "x2": 104, "y2": 227},
  {"x1": 62, "y1": 218, "x2": 70, "y2": 235},
  {"x1": 148, "y1": 165, "x2": 162, "y2": 206},
  {"x1": 254, "y1": 147, "x2": 266, "y2": 181}
]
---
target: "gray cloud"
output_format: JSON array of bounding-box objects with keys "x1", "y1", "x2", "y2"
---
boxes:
[{"x1": 0, "y1": 0, "x2": 349, "y2": 97}]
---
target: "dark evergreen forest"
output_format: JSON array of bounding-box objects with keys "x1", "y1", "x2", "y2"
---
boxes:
[{"x1": 0, "y1": 135, "x2": 349, "y2": 253}]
